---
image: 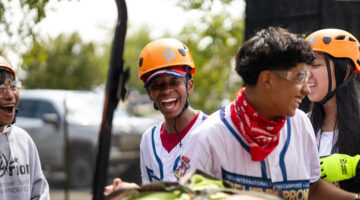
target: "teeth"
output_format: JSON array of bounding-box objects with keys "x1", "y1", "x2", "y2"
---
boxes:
[
  {"x1": 307, "y1": 83, "x2": 316, "y2": 87},
  {"x1": 3, "y1": 104, "x2": 14, "y2": 107},
  {"x1": 161, "y1": 98, "x2": 176, "y2": 103}
]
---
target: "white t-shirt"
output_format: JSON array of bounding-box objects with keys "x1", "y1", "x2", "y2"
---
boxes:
[
  {"x1": 316, "y1": 129, "x2": 339, "y2": 157},
  {"x1": 0, "y1": 126, "x2": 49, "y2": 200},
  {"x1": 140, "y1": 111, "x2": 207, "y2": 184},
  {"x1": 183, "y1": 105, "x2": 320, "y2": 199}
]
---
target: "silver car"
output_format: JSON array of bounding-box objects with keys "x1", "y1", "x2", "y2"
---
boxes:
[{"x1": 15, "y1": 89, "x2": 159, "y2": 188}]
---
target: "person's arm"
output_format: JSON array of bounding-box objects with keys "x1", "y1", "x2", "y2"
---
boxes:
[
  {"x1": 140, "y1": 142, "x2": 150, "y2": 185},
  {"x1": 31, "y1": 143, "x2": 50, "y2": 200},
  {"x1": 104, "y1": 178, "x2": 139, "y2": 196},
  {"x1": 309, "y1": 179, "x2": 357, "y2": 200}
]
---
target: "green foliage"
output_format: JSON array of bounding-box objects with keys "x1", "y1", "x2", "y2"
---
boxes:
[
  {"x1": 177, "y1": 0, "x2": 233, "y2": 10},
  {"x1": 20, "y1": 33, "x2": 108, "y2": 89},
  {"x1": 174, "y1": 1, "x2": 245, "y2": 114},
  {"x1": 0, "y1": 0, "x2": 53, "y2": 53},
  {"x1": 123, "y1": 26, "x2": 152, "y2": 93}
]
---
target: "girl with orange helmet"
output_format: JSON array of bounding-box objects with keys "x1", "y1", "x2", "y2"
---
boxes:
[
  {"x1": 104, "y1": 38, "x2": 207, "y2": 194},
  {"x1": 306, "y1": 28, "x2": 360, "y2": 193}
]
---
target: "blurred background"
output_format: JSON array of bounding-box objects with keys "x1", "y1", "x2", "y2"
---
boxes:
[{"x1": 0, "y1": 0, "x2": 360, "y2": 199}]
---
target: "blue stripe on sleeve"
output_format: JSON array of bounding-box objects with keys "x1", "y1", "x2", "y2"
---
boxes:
[
  {"x1": 151, "y1": 125, "x2": 163, "y2": 180},
  {"x1": 279, "y1": 117, "x2": 291, "y2": 181}
]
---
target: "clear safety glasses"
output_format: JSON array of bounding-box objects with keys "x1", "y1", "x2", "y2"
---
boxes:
[
  {"x1": 272, "y1": 70, "x2": 310, "y2": 85},
  {"x1": 0, "y1": 80, "x2": 22, "y2": 95}
]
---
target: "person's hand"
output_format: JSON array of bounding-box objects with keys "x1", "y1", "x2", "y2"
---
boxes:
[
  {"x1": 320, "y1": 153, "x2": 360, "y2": 182},
  {"x1": 104, "y1": 178, "x2": 139, "y2": 196}
]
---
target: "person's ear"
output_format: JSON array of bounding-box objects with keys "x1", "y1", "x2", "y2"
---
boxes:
[
  {"x1": 146, "y1": 87, "x2": 153, "y2": 101},
  {"x1": 258, "y1": 70, "x2": 274, "y2": 90},
  {"x1": 187, "y1": 79, "x2": 194, "y2": 95}
]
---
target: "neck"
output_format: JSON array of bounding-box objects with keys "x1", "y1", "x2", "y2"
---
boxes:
[
  {"x1": 244, "y1": 87, "x2": 278, "y2": 121},
  {"x1": 321, "y1": 96, "x2": 337, "y2": 132},
  {"x1": 164, "y1": 107, "x2": 197, "y2": 134}
]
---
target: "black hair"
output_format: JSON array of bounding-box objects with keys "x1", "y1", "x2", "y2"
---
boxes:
[
  {"x1": 235, "y1": 26, "x2": 314, "y2": 86},
  {"x1": 310, "y1": 56, "x2": 360, "y2": 192},
  {"x1": 0, "y1": 68, "x2": 15, "y2": 83}
]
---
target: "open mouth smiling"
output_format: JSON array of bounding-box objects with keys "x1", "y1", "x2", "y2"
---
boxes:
[
  {"x1": 0, "y1": 105, "x2": 14, "y2": 113},
  {"x1": 161, "y1": 98, "x2": 178, "y2": 109}
]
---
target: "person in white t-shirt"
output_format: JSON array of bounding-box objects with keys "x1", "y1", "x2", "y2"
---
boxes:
[
  {"x1": 137, "y1": 38, "x2": 207, "y2": 184},
  {"x1": 0, "y1": 57, "x2": 49, "y2": 200},
  {"x1": 306, "y1": 28, "x2": 360, "y2": 193},
  {"x1": 182, "y1": 26, "x2": 358, "y2": 199},
  {"x1": 104, "y1": 38, "x2": 207, "y2": 194}
]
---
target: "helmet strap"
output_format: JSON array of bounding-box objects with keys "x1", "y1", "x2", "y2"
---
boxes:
[
  {"x1": 0, "y1": 107, "x2": 17, "y2": 128},
  {"x1": 153, "y1": 103, "x2": 159, "y2": 110},
  {"x1": 318, "y1": 54, "x2": 334, "y2": 104},
  {"x1": 318, "y1": 55, "x2": 355, "y2": 104},
  {"x1": 173, "y1": 67, "x2": 191, "y2": 148}
]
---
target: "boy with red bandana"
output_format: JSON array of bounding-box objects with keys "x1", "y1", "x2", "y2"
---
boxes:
[{"x1": 182, "y1": 27, "x2": 358, "y2": 199}]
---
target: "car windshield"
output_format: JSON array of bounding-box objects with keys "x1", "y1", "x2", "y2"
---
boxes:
[{"x1": 65, "y1": 92, "x2": 128, "y2": 119}]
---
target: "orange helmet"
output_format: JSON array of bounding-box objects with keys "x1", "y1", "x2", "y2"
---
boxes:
[
  {"x1": 306, "y1": 29, "x2": 360, "y2": 73},
  {"x1": 0, "y1": 57, "x2": 15, "y2": 78},
  {"x1": 138, "y1": 38, "x2": 195, "y2": 81}
]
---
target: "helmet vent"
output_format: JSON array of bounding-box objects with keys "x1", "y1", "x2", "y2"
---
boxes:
[
  {"x1": 335, "y1": 35, "x2": 345, "y2": 40},
  {"x1": 139, "y1": 57, "x2": 143, "y2": 67},
  {"x1": 323, "y1": 36, "x2": 331, "y2": 44},
  {"x1": 349, "y1": 37, "x2": 356, "y2": 42},
  {"x1": 178, "y1": 48, "x2": 187, "y2": 56},
  {"x1": 357, "y1": 60, "x2": 360, "y2": 66}
]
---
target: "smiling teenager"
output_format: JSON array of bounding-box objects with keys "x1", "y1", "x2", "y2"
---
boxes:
[
  {"x1": 181, "y1": 26, "x2": 358, "y2": 199},
  {"x1": 0, "y1": 57, "x2": 50, "y2": 199},
  {"x1": 104, "y1": 38, "x2": 208, "y2": 194},
  {"x1": 138, "y1": 38, "x2": 207, "y2": 184},
  {"x1": 306, "y1": 29, "x2": 360, "y2": 194}
]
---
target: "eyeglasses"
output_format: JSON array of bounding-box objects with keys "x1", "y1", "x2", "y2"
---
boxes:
[
  {"x1": 272, "y1": 70, "x2": 310, "y2": 85},
  {"x1": 0, "y1": 81, "x2": 22, "y2": 95}
]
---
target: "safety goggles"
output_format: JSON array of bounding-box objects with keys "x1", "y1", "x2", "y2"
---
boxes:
[{"x1": 271, "y1": 70, "x2": 310, "y2": 85}]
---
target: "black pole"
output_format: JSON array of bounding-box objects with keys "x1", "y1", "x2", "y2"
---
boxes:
[{"x1": 92, "y1": 0, "x2": 128, "y2": 200}]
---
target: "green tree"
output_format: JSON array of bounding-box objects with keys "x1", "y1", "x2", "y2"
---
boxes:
[
  {"x1": 21, "y1": 33, "x2": 108, "y2": 89},
  {"x1": 0, "y1": 0, "x2": 55, "y2": 55},
  {"x1": 176, "y1": 0, "x2": 245, "y2": 113},
  {"x1": 123, "y1": 26, "x2": 152, "y2": 93}
]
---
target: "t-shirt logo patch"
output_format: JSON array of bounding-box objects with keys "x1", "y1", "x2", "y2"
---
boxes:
[{"x1": 174, "y1": 156, "x2": 190, "y2": 178}]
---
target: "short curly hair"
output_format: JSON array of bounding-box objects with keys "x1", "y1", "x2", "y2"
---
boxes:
[{"x1": 235, "y1": 26, "x2": 314, "y2": 86}]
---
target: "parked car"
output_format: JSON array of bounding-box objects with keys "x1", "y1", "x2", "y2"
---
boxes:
[{"x1": 15, "y1": 89, "x2": 159, "y2": 188}]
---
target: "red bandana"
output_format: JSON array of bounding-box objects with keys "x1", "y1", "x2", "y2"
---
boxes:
[{"x1": 230, "y1": 87, "x2": 286, "y2": 161}]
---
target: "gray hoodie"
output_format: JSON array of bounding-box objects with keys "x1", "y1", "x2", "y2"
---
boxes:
[{"x1": 0, "y1": 125, "x2": 49, "y2": 200}]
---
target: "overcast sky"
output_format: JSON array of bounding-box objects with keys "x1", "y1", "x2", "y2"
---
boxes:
[{"x1": 36, "y1": 0, "x2": 191, "y2": 43}]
